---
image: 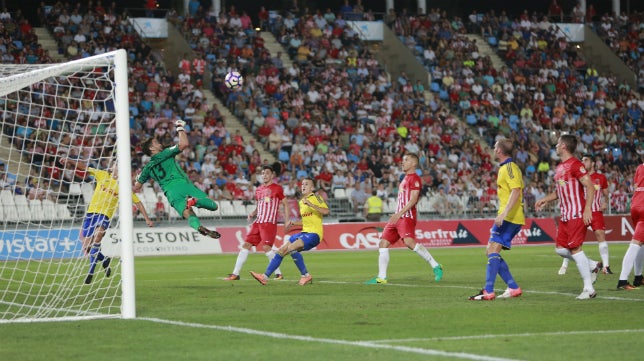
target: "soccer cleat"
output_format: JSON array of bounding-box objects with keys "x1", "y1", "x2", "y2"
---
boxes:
[
  {"x1": 185, "y1": 196, "x2": 197, "y2": 210},
  {"x1": 274, "y1": 273, "x2": 284, "y2": 280},
  {"x1": 84, "y1": 274, "x2": 93, "y2": 284},
  {"x1": 469, "y1": 289, "x2": 495, "y2": 301},
  {"x1": 498, "y1": 287, "x2": 523, "y2": 298},
  {"x1": 602, "y1": 266, "x2": 613, "y2": 274},
  {"x1": 558, "y1": 266, "x2": 567, "y2": 275},
  {"x1": 364, "y1": 277, "x2": 387, "y2": 284},
  {"x1": 102, "y1": 257, "x2": 112, "y2": 278},
  {"x1": 433, "y1": 264, "x2": 443, "y2": 282},
  {"x1": 249, "y1": 271, "x2": 267, "y2": 285},
  {"x1": 617, "y1": 280, "x2": 639, "y2": 290},
  {"x1": 590, "y1": 261, "x2": 601, "y2": 284},
  {"x1": 198, "y1": 226, "x2": 221, "y2": 239},
  {"x1": 298, "y1": 274, "x2": 313, "y2": 285},
  {"x1": 575, "y1": 289, "x2": 597, "y2": 300},
  {"x1": 223, "y1": 274, "x2": 240, "y2": 281},
  {"x1": 633, "y1": 275, "x2": 644, "y2": 287}
]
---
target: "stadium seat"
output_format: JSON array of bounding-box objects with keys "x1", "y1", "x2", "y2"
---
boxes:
[
  {"x1": 278, "y1": 150, "x2": 290, "y2": 162},
  {"x1": 28, "y1": 199, "x2": 46, "y2": 221},
  {"x1": 14, "y1": 195, "x2": 31, "y2": 222},
  {"x1": 80, "y1": 182, "x2": 94, "y2": 204},
  {"x1": 2, "y1": 204, "x2": 20, "y2": 223},
  {"x1": 333, "y1": 188, "x2": 347, "y2": 199},
  {"x1": 68, "y1": 183, "x2": 82, "y2": 196},
  {"x1": 231, "y1": 200, "x2": 247, "y2": 216},
  {"x1": 41, "y1": 199, "x2": 58, "y2": 220},
  {"x1": 430, "y1": 82, "x2": 440, "y2": 92},
  {"x1": 218, "y1": 200, "x2": 236, "y2": 217},
  {"x1": 383, "y1": 199, "x2": 397, "y2": 214},
  {"x1": 53, "y1": 204, "x2": 73, "y2": 221},
  {"x1": 0, "y1": 190, "x2": 15, "y2": 205}
]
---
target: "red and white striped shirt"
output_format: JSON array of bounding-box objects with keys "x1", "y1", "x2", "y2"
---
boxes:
[
  {"x1": 255, "y1": 183, "x2": 285, "y2": 223},
  {"x1": 587, "y1": 172, "x2": 608, "y2": 212},
  {"x1": 633, "y1": 164, "x2": 644, "y2": 211},
  {"x1": 554, "y1": 157, "x2": 588, "y2": 222},
  {"x1": 396, "y1": 173, "x2": 422, "y2": 220}
]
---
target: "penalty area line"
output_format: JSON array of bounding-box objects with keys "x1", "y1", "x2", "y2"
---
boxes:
[
  {"x1": 140, "y1": 317, "x2": 524, "y2": 361},
  {"x1": 371, "y1": 328, "x2": 644, "y2": 343}
]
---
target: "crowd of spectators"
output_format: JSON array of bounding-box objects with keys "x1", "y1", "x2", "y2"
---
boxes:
[{"x1": 0, "y1": 1, "x2": 642, "y2": 222}]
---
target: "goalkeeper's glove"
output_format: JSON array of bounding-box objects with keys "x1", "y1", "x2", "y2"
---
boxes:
[{"x1": 175, "y1": 118, "x2": 186, "y2": 132}]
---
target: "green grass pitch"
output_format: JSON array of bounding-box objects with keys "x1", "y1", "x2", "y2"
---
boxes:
[{"x1": 1, "y1": 244, "x2": 643, "y2": 361}]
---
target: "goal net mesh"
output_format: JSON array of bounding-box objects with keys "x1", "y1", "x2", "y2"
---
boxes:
[{"x1": 0, "y1": 52, "x2": 128, "y2": 322}]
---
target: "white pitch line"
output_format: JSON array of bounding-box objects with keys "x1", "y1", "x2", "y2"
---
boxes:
[
  {"x1": 319, "y1": 280, "x2": 644, "y2": 301},
  {"x1": 371, "y1": 328, "x2": 644, "y2": 343},
  {"x1": 141, "y1": 317, "x2": 524, "y2": 361}
]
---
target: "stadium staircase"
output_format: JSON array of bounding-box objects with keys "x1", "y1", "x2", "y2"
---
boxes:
[
  {"x1": 462, "y1": 34, "x2": 506, "y2": 70},
  {"x1": 33, "y1": 27, "x2": 67, "y2": 62},
  {"x1": 260, "y1": 31, "x2": 293, "y2": 69}
]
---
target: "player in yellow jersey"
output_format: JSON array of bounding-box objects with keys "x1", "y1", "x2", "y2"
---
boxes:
[
  {"x1": 60, "y1": 158, "x2": 154, "y2": 284},
  {"x1": 470, "y1": 138, "x2": 524, "y2": 300},
  {"x1": 251, "y1": 177, "x2": 329, "y2": 285}
]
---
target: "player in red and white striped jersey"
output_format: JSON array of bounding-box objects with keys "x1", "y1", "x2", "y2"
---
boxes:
[
  {"x1": 536, "y1": 134, "x2": 601, "y2": 300},
  {"x1": 365, "y1": 153, "x2": 443, "y2": 285},
  {"x1": 616, "y1": 163, "x2": 644, "y2": 290},
  {"x1": 224, "y1": 163, "x2": 291, "y2": 281},
  {"x1": 558, "y1": 154, "x2": 612, "y2": 275}
]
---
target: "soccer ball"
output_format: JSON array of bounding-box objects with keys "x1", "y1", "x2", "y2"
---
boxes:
[{"x1": 224, "y1": 71, "x2": 243, "y2": 90}]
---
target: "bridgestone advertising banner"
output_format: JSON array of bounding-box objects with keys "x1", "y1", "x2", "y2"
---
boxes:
[{"x1": 1, "y1": 216, "x2": 634, "y2": 259}]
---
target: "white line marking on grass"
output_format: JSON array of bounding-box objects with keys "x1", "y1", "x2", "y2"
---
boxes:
[
  {"x1": 371, "y1": 328, "x2": 644, "y2": 343},
  {"x1": 141, "y1": 317, "x2": 524, "y2": 361},
  {"x1": 320, "y1": 281, "x2": 644, "y2": 301}
]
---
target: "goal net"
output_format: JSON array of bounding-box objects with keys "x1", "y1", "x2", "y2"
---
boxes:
[{"x1": 0, "y1": 49, "x2": 135, "y2": 322}]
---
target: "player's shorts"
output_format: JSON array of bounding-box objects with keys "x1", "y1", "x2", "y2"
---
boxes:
[
  {"x1": 81, "y1": 213, "x2": 111, "y2": 238},
  {"x1": 589, "y1": 211, "x2": 605, "y2": 231},
  {"x1": 556, "y1": 218, "x2": 587, "y2": 249},
  {"x1": 489, "y1": 221, "x2": 522, "y2": 250},
  {"x1": 381, "y1": 217, "x2": 416, "y2": 245},
  {"x1": 165, "y1": 182, "x2": 211, "y2": 216},
  {"x1": 245, "y1": 222, "x2": 278, "y2": 247},
  {"x1": 288, "y1": 232, "x2": 320, "y2": 251},
  {"x1": 631, "y1": 206, "x2": 644, "y2": 242}
]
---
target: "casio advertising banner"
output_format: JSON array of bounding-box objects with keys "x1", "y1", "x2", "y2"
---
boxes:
[{"x1": 1, "y1": 216, "x2": 632, "y2": 260}]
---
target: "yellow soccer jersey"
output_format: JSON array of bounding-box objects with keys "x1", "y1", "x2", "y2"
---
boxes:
[
  {"x1": 86, "y1": 168, "x2": 141, "y2": 219},
  {"x1": 299, "y1": 193, "x2": 328, "y2": 239},
  {"x1": 497, "y1": 160, "x2": 525, "y2": 225}
]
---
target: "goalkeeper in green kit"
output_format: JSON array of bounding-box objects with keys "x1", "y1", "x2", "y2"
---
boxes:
[{"x1": 134, "y1": 119, "x2": 221, "y2": 238}]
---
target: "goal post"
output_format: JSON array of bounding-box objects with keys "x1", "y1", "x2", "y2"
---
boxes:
[{"x1": 0, "y1": 49, "x2": 135, "y2": 322}]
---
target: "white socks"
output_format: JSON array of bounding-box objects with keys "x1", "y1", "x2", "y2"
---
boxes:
[
  {"x1": 413, "y1": 243, "x2": 438, "y2": 268},
  {"x1": 635, "y1": 245, "x2": 644, "y2": 276},
  {"x1": 232, "y1": 248, "x2": 249, "y2": 275},
  {"x1": 266, "y1": 250, "x2": 282, "y2": 275},
  {"x1": 619, "y1": 243, "x2": 641, "y2": 280},
  {"x1": 572, "y1": 251, "x2": 595, "y2": 293},
  {"x1": 598, "y1": 241, "x2": 609, "y2": 267},
  {"x1": 377, "y1": 248, "x2": 389, "y2": 279}
]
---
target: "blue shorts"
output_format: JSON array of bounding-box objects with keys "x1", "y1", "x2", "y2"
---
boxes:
[
  {"x1": 81, "y1": 213, "x2": 111, "y2": 238},
  {"x1": 289, "y1": 232, "x2": 320, "y2": 251},
  {"x1": 489, "y1": 221, "x2": 522, "y2": 250}
]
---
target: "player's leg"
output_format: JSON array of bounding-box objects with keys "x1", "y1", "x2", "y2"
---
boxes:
[
  {"x1": 495, "y1": 223, "x2": 521, "y2": 294},
  {"x1": 365, "y1": 224, "x2": 396, "y2": 284},
  {"x1": 259, "y1": 223, "x2": 283, "y2": 278},
  {"x1": 186, "y1": 185, "x2": 218, "y2": 211},
  {"x1": 633, "y1": 245, "x2": 644, "y2": 286},
  {"x1": 226, "y1": 243, "x2": 251, "y2": 280},
  {"x1": 592, "y1": 212, "x2": 610, "y2": 273},
  {"x1": 557, "y1": 220, "x2": 596, "y2": 298},
  {"x1": 169, "y1": 186, "x2": 220, "y2": 237},
  {"x1": 288, "y1": 233, "x2": 319, "y2": 285},
  {"x1": 402, "y1": 218, "x2": 442, "y2": 281},
  {"x1": 559, "y1": 257, "x2": 569, "y2": 275},
  {"x1": 617, "y1": 240, "x2": 642, "y2": 289}
]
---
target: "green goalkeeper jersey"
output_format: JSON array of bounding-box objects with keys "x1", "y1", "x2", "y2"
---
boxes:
[{"x1": 137, "y1": 145, "x2": 189, "y2": 188}]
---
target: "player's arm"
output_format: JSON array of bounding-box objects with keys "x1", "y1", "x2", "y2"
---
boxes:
[
  {"x1": 496, "y1": 187, "x2": 521, "y2": 226},
  {"x1": 134, "y1": 199, "x2": 154, "y2": 227},
  {"x1": 59, "y1": 157, "x2": 88, "y2": 171},
  {"x1": 175, "y1": 119, "x2": 190, "y2": 151},
  {"x1": 281, "y1": 197, "x2": 291, "y2": 226},
  {"x1": 600, "y1": 187, "x2": 609, "y2": 211},
  {"x1": 247, "y1": 206, "x2": 257, "y2": 221},
  {"x1": 579, "y1": 174, "x2": 595, "y2": 225},
  {"x1": 303, "y1": 194, "x2": 330, "y2": 216},
  {"x1": 390, "y1": 188, "x2": 420, "y2": 223},
  {"x1": 535, "y1": 191, "x2": 558, "y2": 211}
]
